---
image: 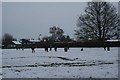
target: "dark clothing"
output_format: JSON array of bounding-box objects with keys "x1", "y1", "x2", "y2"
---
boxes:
[
  {"x1": 64, "y1": 47, "x2": 68, "y2": 52},
  {"x1": 45, "y1": 47, "x2": 48, "y2": 52},
  {"x1": 81, "y1": 48, "x2": 83, "y2": 51},
  {"x1": 107, "y1": 47, "x2": 110, "y2": 51},
  {"x1": 31, "y1": 47, "x2": 35, "y2": 53},
  {"x1": 50, "y1": 47, "x2": 52, "y2": 51},
  {"x1": 49, "y1": 45, "x2": 52, "y2": 51},
  {"x1": 54, "y1": 47, "x2": 57, "y2": 52}
]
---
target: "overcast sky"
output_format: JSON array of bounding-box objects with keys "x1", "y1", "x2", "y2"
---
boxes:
[{"x1": 2, "y1": 2, "x2": 118, "y2": 40}]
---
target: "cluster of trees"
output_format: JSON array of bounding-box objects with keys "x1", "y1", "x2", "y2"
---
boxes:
[
  {"x1": 2, "y1": 26, "x2": 72, "y2": 47},
  {"x1": 42, "y1": 26, "x2": 72, "y2": 42}
]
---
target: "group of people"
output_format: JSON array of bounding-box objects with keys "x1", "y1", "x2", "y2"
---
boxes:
[
  {"x1": 30, "y1": 45, "x2": 70, "y2": 53},
  {"x1": 16, "y1": 44, "x2": 110, "y2": 53},
  {"x1": 104, "y1": 46, "x2": 110, "y2": 51},
  {"x1": 16, "y1": 46, "x2": 25, "y2": 51},
  {"x1": 44, "y1": 46, "x2": 57, "y2": 52},
  {"x1": 44, "y1": 46, "x2": 69, "y2": 52},
  {"x1": 103, "y1": 43, "x2": 110, "y2": 51}
]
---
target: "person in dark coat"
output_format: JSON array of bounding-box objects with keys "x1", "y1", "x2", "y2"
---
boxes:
[
  {"x1": 49, "y1": 45, "x2": 52, "y2": 51},
  {"x1": 45, "y1": 46, "x2": 48, "y2": 52},
  {"x1": 103, "y1": 42, "x2": 106, "y2": 51},
  {"x1": 64, "y1": 47, "x2": 68, "y2": 52},
  {"x1": 54, "y1": 46, "x2": 57, "y2": 52},
  {"x1": 81, "y1": 48, "x2": 83, "y2": 51},
  {"x1": 31, "y1": 45, "x2": 35, "y2": 53}
]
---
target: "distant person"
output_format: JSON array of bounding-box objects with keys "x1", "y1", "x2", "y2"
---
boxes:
[
  {"x1": 16, "y1": 46, "x2": 20, "y2": 50},
  {"x1": 104, "y1": 46, "x2": 106, "y2": 51},
  {"x1": 106, "y1": 42, "x2": 110, "y2": 51},
  {"x1": 81, "y1": 48, "x2": 83, "y2": 51},
  {"x1": 22, "y1": 47, "x2": 24, "y2": 51},
  {"x1": 107, "y1": 46, "x2": 110, "y2": 51},
  {"x1": 16, "y1": 47, "x2": 18, "y2": 50},
  {"x1": 50, "y1": 47, "x2": 52, "y2": 51},
  {"x1": 64, "y1": 47, "x2": 68, "y2": 52},
  {"x1": 45, "y1": 47, "x2": 48, "y2": 52},
  {"x1": 54, "y1": 46, "x2": 57, "y2": 52},
  {"x1": 31, "y1": 46, "x2": 35, "y2": 53},
  {"x1": 103, "y1": 42, "x2": 106, "y2": 51},
  {"x1": 49, "y1": 45, "x2": 52, "y2": 51}
]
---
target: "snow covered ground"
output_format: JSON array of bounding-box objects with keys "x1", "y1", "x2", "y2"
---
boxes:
[
  {"x1": 0, "y1": 49, "x2": 2, "y2": 79},
  {"x1": 2, "y1": 48, "x2": 118, "y2": 78}
]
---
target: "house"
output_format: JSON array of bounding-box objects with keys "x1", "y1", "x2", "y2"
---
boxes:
[{"x1": 12, "y1": 41, "x2": 22, "y2": 48}]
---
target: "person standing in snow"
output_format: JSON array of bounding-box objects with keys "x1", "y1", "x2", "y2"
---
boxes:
[
  {"x1": 49, "y1": 44, "x2": 52, "y2": 51},
  {"x1": 31, "y1": 45, "x2": 35, "y2": 53},
  {"x1": 64, "y1": 47, "x2": 68, "y2": 52},
  {"x1": 54, "y1": 46, "x2": 57, "y2": 52},
  {"x1": 45, "y1": 47, "x2": 48, "y2": 52}
]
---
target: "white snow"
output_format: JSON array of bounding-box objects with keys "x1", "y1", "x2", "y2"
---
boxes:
[
  {"x1": 29, "y1": 40, "x2": 40, "y2": 42},
  {"x1": 0, "y1": 49, "x2": 2, "y2": 79},
  {"x1": 2, "y1": 48, "x2": 118, "y2": 78},
  {"x1": 12, "y1": 41, "x2": 21, "y2": 45},
  {"x1": 106, "y1": 39, "x2": 119, "y2": 42}
]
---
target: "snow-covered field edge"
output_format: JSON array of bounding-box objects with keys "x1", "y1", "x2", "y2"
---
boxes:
[
  {"x1": 2, "y1": 48, "x2": 119, "y2": 78},
  {"x1": 0, "y1": 49, "x2": 2, "y2": 80}
]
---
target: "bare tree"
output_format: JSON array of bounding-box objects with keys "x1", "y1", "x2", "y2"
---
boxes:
[{"x1": 75, "y1": 2, "x2": 119, "y2": 41}]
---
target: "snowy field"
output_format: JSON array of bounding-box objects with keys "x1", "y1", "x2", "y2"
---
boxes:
[
  {"x1": 0, "y1": 49, "x2": 2, "y2": 79},
  {"x1": 2, "y1": 48, "x2": 118, "y2": 78}
]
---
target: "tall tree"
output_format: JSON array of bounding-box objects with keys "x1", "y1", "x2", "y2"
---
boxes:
[{"x1": 75, "y1": 2, "x2": 119, "y2": 41}]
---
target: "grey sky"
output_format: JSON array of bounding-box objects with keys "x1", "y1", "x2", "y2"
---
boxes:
[
  {"x1": 0, "y1": 2, "x2": 2, "y2": 40},
  {"x1": 2, "y1": 2, "x2": 118, "y2": 40},
  {"x1": 2, "y1": 2, "x2": 87, "y2": 40}
]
